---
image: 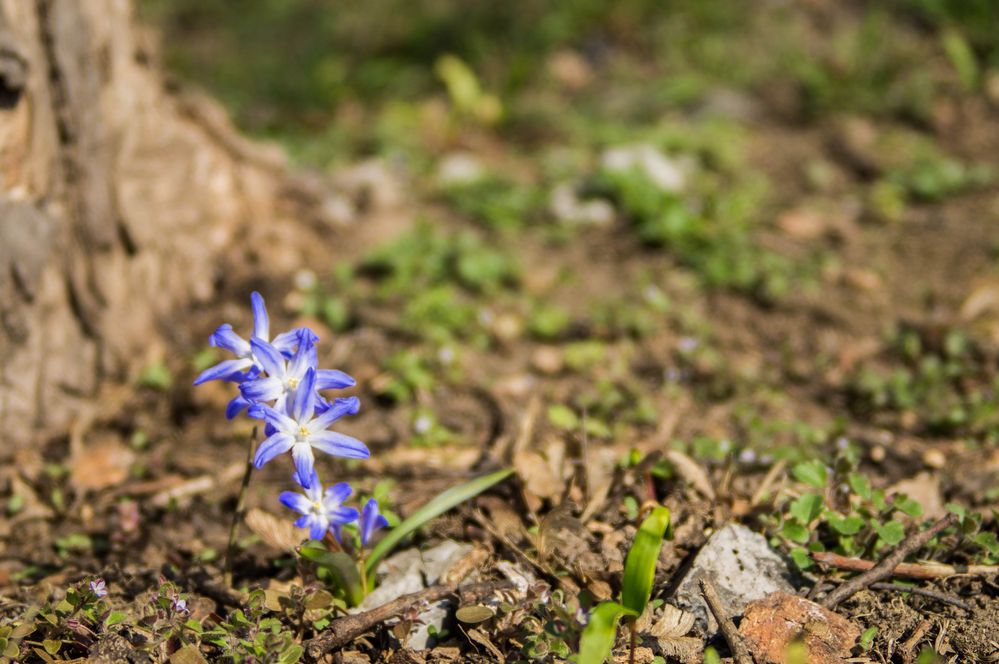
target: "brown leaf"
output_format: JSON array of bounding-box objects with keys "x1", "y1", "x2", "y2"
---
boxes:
[
  {"x1": 245, "y1": 508, "x2": 303, "y2": 552},
  {"x1": 664, "y1": 450, "x2": 715, "y2": 500},
  {"x1": 70, "y1": 434, "x2": 135, "y2": 492}
]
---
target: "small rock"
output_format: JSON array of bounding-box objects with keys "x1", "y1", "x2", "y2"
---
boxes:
[
  {"x1": 739, "y1": 591, "x2": 860, "y2": 664},
  {"x1": 334, "y1": 652, "x2": 370, "y2": 664},
  {"x1": 600, "y1": 144, "x2": 689, "y2": 193},
  {"x1": 922, "y1": 448, "x2": 946, "y2": 470},
  {"x1": 549, "y1": 182, "x2": 616, "y2": 227},
  {"x1": 531, "y1": 346, "x2": 564, "y2": 375},
  {"x1": 889, "y1": 472, "x2": 946, "y2": 520},
  {"x1": 437, "y1": 152, "x2": 485, "y2": 186},
  {"x1": 548, "y1": 50, "x2": 593, "y2": 90},
  {"x1": 673, "y1": 524, "x2": 799, "y2": 635},
  {"x1": 359, "y1": 541, "x2": 473, "y2": 650}
]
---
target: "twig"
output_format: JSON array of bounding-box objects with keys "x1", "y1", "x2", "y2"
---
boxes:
[
  {"x1": 698, "y1": 577, "x2": 753, "y2": 664},
  {"x1": 811, "y1": 550, "x2": 999, "y2": 580},
  {"x1": 821, "y1": 513, "x2": 958, "y2": 609},
  {"x1": 869, "y1": 582, "x2": 973, "y2": 611},
  {"x1": 224, "y1": 427, "x2": 256, "y2": 588},
  {"x1": 303, "y1": 580, "x2": 509, "y2": 660}
]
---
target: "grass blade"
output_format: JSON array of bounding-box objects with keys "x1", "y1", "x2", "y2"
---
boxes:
[
  {"x1": 621, "y1": 506, "x2": 672, "y2": 615},
  {"x1": 577, "y1": 601, "x2": 638, "y2": 664},
  {"x1": 364, "y1": 468, "x2": 513, "y2": 574},
  {"x1": 299, "y1": 544, "x2": 365, "y2": 606}
]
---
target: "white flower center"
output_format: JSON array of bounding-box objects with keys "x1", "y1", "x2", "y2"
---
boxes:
[{"x1": 296, "y1": 425, "x2": 310, "y2": 442}]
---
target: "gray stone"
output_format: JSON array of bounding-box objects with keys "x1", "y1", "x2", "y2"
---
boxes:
[
  {"x1": 356, "y1": 540, "x2": 473, "y2": 650},
  {"x1": 671, "y1": 523, "x2": 799, "y2": 636}
]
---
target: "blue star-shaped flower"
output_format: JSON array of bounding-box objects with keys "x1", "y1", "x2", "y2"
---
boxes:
[
  {"x1": 249, "y1": 368, "x2": 369, "y2": 485},
  {"x1": 280, "y1": 469, "x2": 359, "y2": 541}
]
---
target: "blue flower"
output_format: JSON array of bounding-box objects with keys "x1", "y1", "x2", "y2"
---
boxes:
[
  {"x1": 280, "y1": 469, "x2": 360, "y2": 541},
  {"x1": 194, "y1": 292, "x2": 319, "y2": 418},
  {"x1": 359, "y1": 499, "x2": 389, "y2": 547},
  {"x1": 89, "y1": 578, "x2": 107, "y2": 598},
  {"x1": 249, "y1": 368, "x2": 368, "y2": 485}
]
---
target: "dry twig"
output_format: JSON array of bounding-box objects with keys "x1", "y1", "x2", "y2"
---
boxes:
[
  {"x1": 811, "y1": 550, "x2": 998, "y2": 580},
  {"x1": 821, "y1": 513, "x2": 958, "y2": 609},
  {"x1": 303, "y1": 581, "x2": 509, "y2": 660},
  {"x1": 698, "y1": 576, "x2": 753, "y2": 664},
  {"x1": 869, "y1": 582, "x2": 973, "y2": 611}
]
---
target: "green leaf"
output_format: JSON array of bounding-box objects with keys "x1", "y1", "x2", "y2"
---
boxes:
[
  {"x1": 104, "y1": 611, "x2": 127, "y2": 627},
  {"x1": 792, "y1": 461, "x2": 827, "y2": 489},
  {"x1": 827, "y1": 513, "x2": 864, "y2": 535},
  {"x1": 547, "y1": 404, "x2": 579, "y2": 429},
  {"x1": 365, "y1": 468, "x2": 513, "y2": 574},
  {"x1": 893, "y1": 495, "x2": 923, "y2": 518},
  {"x1": 789, "y1": 494, "x2": 823, "y2": 524},
  {"x1": 621, "y1": 507, "x2": 672, "y2": 615},
  {"x1": 299, "y1": 546, "x2": 365, "y2": 607},
  {"x1": 781, "y1": 522, "x2": 810, "y2": 544},
  {"x1": 859, "y1": 626, "x2": 878, "y2": 650},
  {"x1": 848, "y1": 472, "x2": 872, "y2": 500},
  {"x1": 873, "y1": 520, "x2": 905, "y2": 546},
  {"x1": 42, "y1": 640, "x2": 61, "y2": 655},
  {"x1": 789, "y1": 547, "x2": 813, "y2": 570},
  {"x1": 576, "y1": 602, "x2": 638, "y2": 664},
  {"x1": 704, "y1": 646, "x2": 722, "y2": 664}
]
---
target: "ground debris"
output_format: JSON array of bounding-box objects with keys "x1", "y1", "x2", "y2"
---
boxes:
[{"x1": 739, "y1": 592, "x2": 860, "y2": 664}]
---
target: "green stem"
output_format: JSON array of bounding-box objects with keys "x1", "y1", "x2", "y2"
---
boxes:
[{"x1": 224, "y1": 427, "x2": 257, "y2": 588}]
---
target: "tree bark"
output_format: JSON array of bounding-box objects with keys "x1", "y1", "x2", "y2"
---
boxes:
[{"x1": 0, "y1": 0, "x2": 318, "y2": 445}]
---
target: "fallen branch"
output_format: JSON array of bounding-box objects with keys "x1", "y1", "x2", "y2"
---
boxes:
[
  {"x1": 303, "y1": 580, "x2": 509, "y2": 660},
  {"x1": 821, "y1": 513, "x2": 958, "y2": 609},
  {"x1": 699, "y1": 577, "x2": 753, "y2": 664},
  {"x1": 869, "y1": 582, "x2": 973, "y2": 611},
  {"x1": 811, "y1": 550, "x2": 999, "y2": 580}
]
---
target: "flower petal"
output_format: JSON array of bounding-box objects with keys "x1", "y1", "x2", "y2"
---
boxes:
[
  {"x1": 209, "y1": 324, "x2": 251, "y2": 356},
  {"x1": 194, "y1": 358, "x2": 252, "y2": 385},
  {"x1": 251, "y1": 291, "x2": 270, "y2": 341},
  {"x1": 323, "y1": 482, "x2": 353, "y2": 507},
  {"x1": 279, "y1": 491, "x2": 312, "y2": 515},
  {"x1": 360, "y1": 498, "x2": 389, "y2": 546},
  {"x1": 288, "y1": 337, "x2": 317, "y2": 379},
  {"x1": 247, "y1": 403, "x2": 296, "y2": 433},
  {"x1": 329, "y1": 506, "x2": 360, "y2": 526},
  {"x1": 309, "y1": 431, "x2": 370, "y2": 459},
  {"x1": 294, "y1": 515, "x2": 311, "y2": 529},
  {"x1": 240, "y1": 376, "x2": 283, "y2": 403},
  {"x1": 253, "y1": 432, "x2": 294, "y2": 468},
  {"x1": 309, "y1": 518, "x2": 329, "y2": 541},
  {"x1": 250, "y1": 337, "x2": 285, "y2": 377},
  {"x1": 225, "y1": 395, "x2": 252, "y2": 420},
  {"x1": 316, "y1": 369, "x2": 356, "y2": 390},
  {"x1": 290, "y1": 368, "x2": 317, "y2": 423},
  {"x1": 308, "y1": 396, "x2": 361, "y2": 432},
  {"x1": 292, "y1": 444, "x2": 316, "y2": 487}
]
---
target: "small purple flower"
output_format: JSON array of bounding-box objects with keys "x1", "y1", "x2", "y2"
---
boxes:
[
  {"x1": 280, "y1": 469, "x2": 360, "y2": 541},
  {"x1": 195, "y1": 292, "x2": 319, "y2": 418},
  {"x1": 249, "y1": 368, "x2": 368, "y2": 486},
  {"x1": 89, "y1": 578, "x2": 107, "y2": 598},
  {"x1": 359, "y1": 499, "x2": 389, "y2": 547},
  {"x1": 172, "y1": 597, "x2": 188, "y2": 614}
]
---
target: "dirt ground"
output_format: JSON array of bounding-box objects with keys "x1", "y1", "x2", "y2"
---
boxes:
[{"x1": 3, "y1": 1, "x2": 999, "y2": 662}]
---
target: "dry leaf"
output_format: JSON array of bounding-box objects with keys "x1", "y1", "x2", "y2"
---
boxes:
[
  {"x1": 639, "y1": 604, "x2": 702, "y2": 663},
  {"x1": 466, "y1": 627, "x2": 505, "y2": 661},
  {"x1": 664, "y1": 450, "x2": 715, "y2": 500},
  {"x1": 514, "y1": 449, "x2": 561, "y2": 500},
  {"x1": 245, "y1": 508, "x2": 303, "y2": 551},
  {"x1": 69, "y1": 434, "x2": 135, "y2": 492}
]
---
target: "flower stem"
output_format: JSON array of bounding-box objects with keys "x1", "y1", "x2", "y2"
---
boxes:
[
  {"x1": 224, "y1": 427, "x2": 257, "y2": 588},
  {"x1": 628, "y1": 619, "x2": 637, "y2": 664}
]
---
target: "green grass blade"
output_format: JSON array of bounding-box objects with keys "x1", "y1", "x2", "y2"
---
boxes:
[
  {"x1": 576, "y1": 601, "x2": 638, "y2": 664},
  {"x1": 620, "y1": 506, "x2": 672, "y2": 615},
  {"x1": 299, "y1": 544, "x2": 365, "y2": 606},
  {"x1": 364, "y1": 468, "x2": 513, "y2": 574}
]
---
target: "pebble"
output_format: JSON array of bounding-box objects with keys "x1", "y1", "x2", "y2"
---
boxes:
[
  {"x1": 672, "y1": 524, "x2": 800, "y2": 636},
  {"x1": 739, "y1": 592, "x2": 860, "y2": 664}
]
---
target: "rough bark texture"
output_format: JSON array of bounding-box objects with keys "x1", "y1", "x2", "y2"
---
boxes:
[{"x1": 0, "y1": 0, "x2": 316, "y2": 445}]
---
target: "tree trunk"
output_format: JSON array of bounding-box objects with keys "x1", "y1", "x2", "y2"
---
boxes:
[{"x1": 0, "y1": 1, "x2": 322, "y2": 445}]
